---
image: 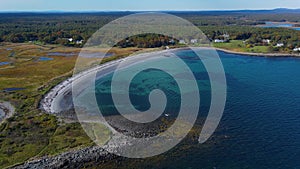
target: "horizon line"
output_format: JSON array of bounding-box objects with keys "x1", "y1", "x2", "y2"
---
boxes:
[{"x1": 0, "y1": 8, "x2": 300, "y2": 13}]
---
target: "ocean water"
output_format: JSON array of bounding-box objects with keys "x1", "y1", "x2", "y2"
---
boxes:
[{"x1": 92, "y1": 49, "x2": 300, "y2": 169}]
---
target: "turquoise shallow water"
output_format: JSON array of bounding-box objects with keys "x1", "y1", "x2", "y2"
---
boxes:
[{"x1": 93, "y1": 49, "x2": 300, "y2": 169}]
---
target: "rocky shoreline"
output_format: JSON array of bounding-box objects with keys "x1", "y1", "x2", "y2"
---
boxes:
[
  {"x1": 12, "y1": 146, "x2": 116, "y2": 169},
  {"x1": 24, "y1": 46, "x2": 299, "y2": 169},
  {"x1": 17, "y1": 49, "x2": 179, "y2": 169},
  {"x1": 40, "y1": 46, "x2": 300, "y2": 115},
  {"x1": 39, "y1": 48, "x2": 177, "y2": 115},
  {"x1": 10, "y1": 114, "x2": 171, "y2": 169}
]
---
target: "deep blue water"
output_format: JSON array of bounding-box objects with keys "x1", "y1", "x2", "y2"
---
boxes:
[{"x1": 92, "y1": 49, "x2": 300, "y2": 169}]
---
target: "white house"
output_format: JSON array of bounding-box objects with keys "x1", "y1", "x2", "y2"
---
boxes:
[
  {"x1": 276, "y1": 43, "x2": 284, "y2": 47},
  {"x1": 76, "y1": 40, "x2": 84, "y2": 45},
  {"x1": 68, "y1": 38, "x2": 73, "y2": 42},
  {"x1": 214, "y1": 39, "x2": 225, "y2": 43},
  {"x1": 293, "y1": 47, "x2": 300, "y2": 52},
  {"x1": 262, "y1": 39, "x2": 271, "y2": 44},
  {"x1": 179, "y1": 40, "x2": 186, "y2": 44},
  {"x1": 190, "y1": 39, "x2": 198, "y2": 44}
]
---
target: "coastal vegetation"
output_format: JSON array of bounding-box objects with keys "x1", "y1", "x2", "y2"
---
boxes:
[
  {"x1": 1, "y1": 11, "x2": 300, "y2": 53},
  {"x1": 1, "y1": 9, "x2": 300, "y2": 168},
  {"x1": 213, "y1": 40, "x2": 270, "y2": 53},
  {"x1": 0, "y1": 42, "x2": 156, "y2": 168}
]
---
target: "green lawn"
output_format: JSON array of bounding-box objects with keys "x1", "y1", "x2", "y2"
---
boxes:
[{"x1": 213, "y1": 40, "x2": 270, "y2": 53}]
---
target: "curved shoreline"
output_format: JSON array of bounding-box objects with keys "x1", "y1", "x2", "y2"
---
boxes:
[
  {"x1": 40, "y1": 46, "x2": 300, "y2": 115},
  {"x1": 29, "y1": 46, "x2": 300, "y2": 168},
  {"x1": 40, "y1": 48, "x2": 185, "y2": 115},
  {"x1": 30, "y1": 49, "x2": 188, "y2": 169}
]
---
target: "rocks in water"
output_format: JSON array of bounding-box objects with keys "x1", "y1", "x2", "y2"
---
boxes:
[{"x1": 12, "y1": 146, "x2": 116, "y2": 169}]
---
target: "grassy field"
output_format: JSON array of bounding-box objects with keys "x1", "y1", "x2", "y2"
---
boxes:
[
  {"x1": 0, "y1": 42, "x2": 159, "y2": 168},
  {"x1": 37, "y1": 123, "x2": 96, "y2": 157},
  {"x1": 213, "y1": 40, "x2": 271, "y2": 53}
]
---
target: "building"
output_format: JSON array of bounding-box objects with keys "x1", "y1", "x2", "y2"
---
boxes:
[
  {"x1": 276, "y1": 43, "x2": 284, "y2": 47},
  {"x1": 214, "y1": 39, "x2": 225, "y2": 43},
  {"x1": 262, "y1": 39, "x2": 271, "y2": 44},
  {"x1": 179, "y1": 40, "x2": 186, "y2": 44},
  {"x1": 190, "y1": 39, "x2": 198, "y2": 44},
  {"x1": 293, "y1": 47, "x2": 300, "y2": 52},
  {"x1": 68, "y1": 38, "x2": 73, "y2": 42},
  {"x1": 76, "y1": 40, "x2": 84, "y2": 45}
]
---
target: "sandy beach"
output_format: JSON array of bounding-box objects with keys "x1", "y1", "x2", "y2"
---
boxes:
[
  {"x1": 40, "y1": 48, "x2": 182, "y2": 115},
  {"x1": 27, "y1": 46, "x2": 300, "y2": 168},
  {"x1": 40, "y1": 46, "x2": 300, "y2": 116}
]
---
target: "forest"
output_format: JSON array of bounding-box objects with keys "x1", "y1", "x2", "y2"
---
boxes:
[{"x1": 0, "y1": 10, "x2": 300, "y2": 52}]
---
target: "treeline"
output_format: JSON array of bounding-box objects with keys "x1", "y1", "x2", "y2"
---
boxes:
[
  {"x1": 116, "y1": 34, "x2": 176, "y2": 48},
  {"x1": 0, "y1": 13, "x2": 124, "y2": 46},
  {"x1": 200, "y1": 26, "x2": 300, "y2": 48},
  {"x1": 0, "y1": 12, "x2": 300, "y2": 50},
  {"x1": 175, "y1": 10, "x2": 300, "y2": 26}
]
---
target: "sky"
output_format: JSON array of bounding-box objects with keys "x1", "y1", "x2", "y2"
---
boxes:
[{"x1": 0, "y1": 0, "x2": 300, "y2": 11}]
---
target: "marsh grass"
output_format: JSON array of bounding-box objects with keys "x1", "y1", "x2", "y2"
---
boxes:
[{"x1": 0, "y1": 42, "x2": 157, "y2": 168}]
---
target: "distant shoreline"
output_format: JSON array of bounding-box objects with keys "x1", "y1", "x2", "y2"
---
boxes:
[{"x1": 214, "y1": 47, "x2": 300, "y2": 57}]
